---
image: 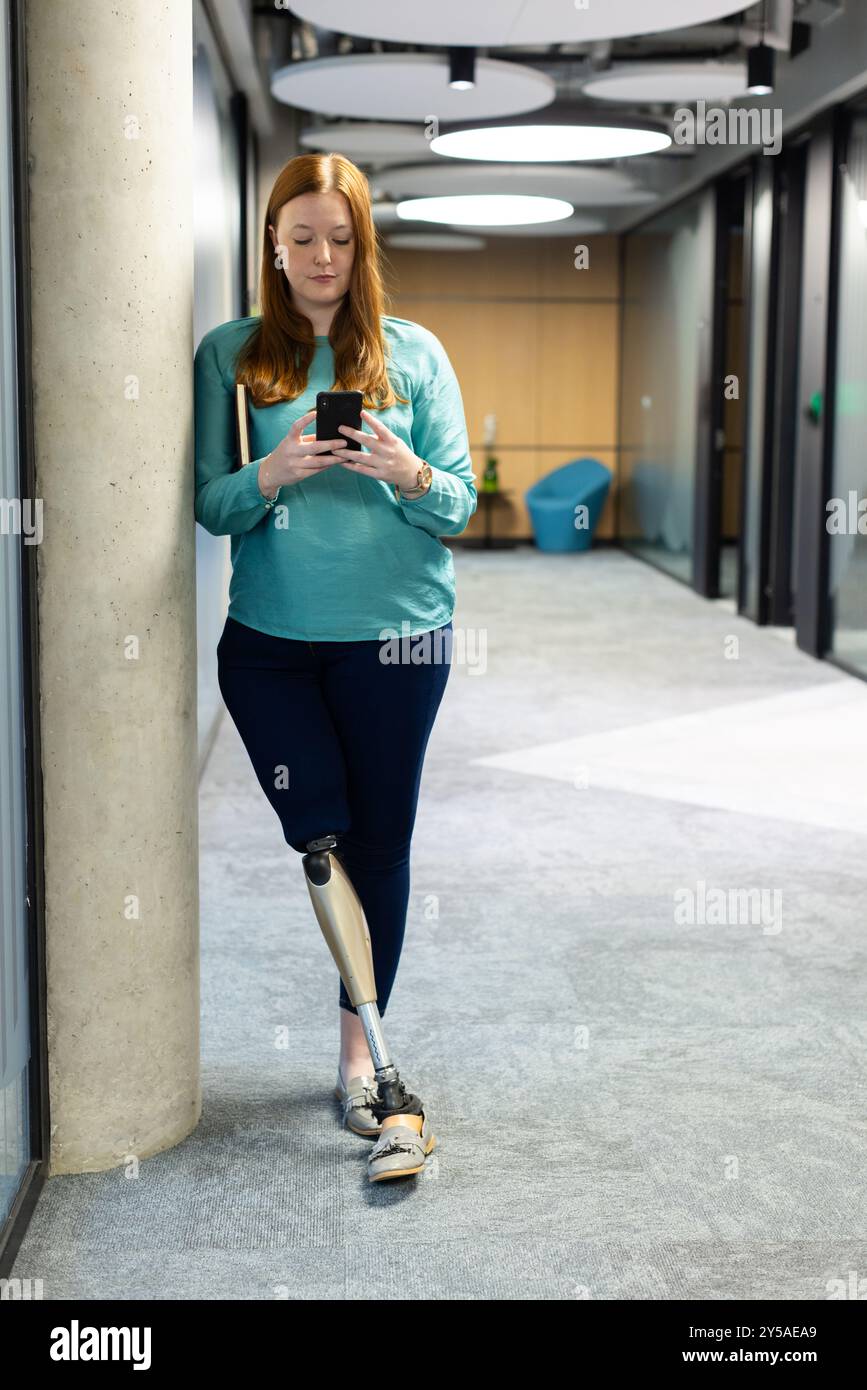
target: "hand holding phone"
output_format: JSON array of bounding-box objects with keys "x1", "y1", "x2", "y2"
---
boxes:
[{"x1": 255, "y1": 406, "x2": 348, "y2": 497}]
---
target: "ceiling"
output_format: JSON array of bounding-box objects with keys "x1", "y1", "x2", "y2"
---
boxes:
[
  {"x1": 283, "y1": 0, "x2": 752, "y2": 47},
  {"x1": 252, "y1": 1, "x2": 836, "y2": 240}
]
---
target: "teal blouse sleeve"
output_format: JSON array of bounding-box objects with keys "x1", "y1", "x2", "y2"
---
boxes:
[
  {"x1": 193, "y1": 331, "x2": 273, "y2": 536},
  {"x1": 399, "y1": 341, "x2": 478, "y2": 538}
]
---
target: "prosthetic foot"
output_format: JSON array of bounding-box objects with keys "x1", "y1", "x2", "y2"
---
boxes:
[{"x1": 301, "y1": 834, "x2": 425, "y2": 1129}]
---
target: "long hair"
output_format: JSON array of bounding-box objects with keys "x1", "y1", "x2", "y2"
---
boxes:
[{"x1": 235, "y1": 152, "x2": 408, "y2": 410}]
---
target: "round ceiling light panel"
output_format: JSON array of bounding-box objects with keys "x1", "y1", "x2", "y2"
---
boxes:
[
  {"x1": 378, "y1": 162, "x2": 657, "y2": 207},
  {"x1": 430, "y1": 123, "x2": 671, "y2": 162},
  {"x1": 300, "y1": 121, "x2": 437, "y2": 162},
  {"x1": 396, "y1": 195, "x2": 574, "y2": 227},
  {"x1": 583, "y1": 62, "x2": 749, "y2": 104},
  {"x1": 287, "y1": 1, "x2": 750, "y2": 47},
  {"x1": 271, "y1": 54, "x2": 555, "y2": 123}
]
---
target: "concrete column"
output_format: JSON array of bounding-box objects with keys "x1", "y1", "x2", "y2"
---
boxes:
[{"x1": 25, "y1": 1, "x2": 200, "y2": 1172}]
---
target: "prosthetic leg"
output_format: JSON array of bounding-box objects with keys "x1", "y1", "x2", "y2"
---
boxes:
[{"x1": 301, "y1": 833, "x2": 425, "y2": 1129}]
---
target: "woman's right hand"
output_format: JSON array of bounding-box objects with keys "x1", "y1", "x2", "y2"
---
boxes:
[{"x1": 256, "y1": 408, "x2": 345, "y2": 500}]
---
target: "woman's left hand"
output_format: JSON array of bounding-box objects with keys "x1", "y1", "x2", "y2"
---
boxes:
[{"x1": 332, "y1": 409, "x2": 425, "y2": 492}]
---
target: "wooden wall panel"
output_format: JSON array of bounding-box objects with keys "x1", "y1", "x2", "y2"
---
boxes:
[
  {"x1": 385, "y1": 236, "x2": 621, "y2": 541},
  {"x1": 461, "y1": 449, "x2": 538, "y2": 542},
  {"x1": 392, "y1": 297, "x2": 539, "y2": 447},
  {"x1": 536, "y1": 302, "x2": 619, "y2": 447},
  {"x1": 536, "y1": 234, "x2": 620, "y2": 300},
  {"x1": 382, "y1": 239, "x2": 543, "y2": 301}
]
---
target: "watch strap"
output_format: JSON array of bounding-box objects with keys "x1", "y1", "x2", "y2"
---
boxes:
[{"x1": 396, "y1": 462, "x2": 432, "y2": 500}]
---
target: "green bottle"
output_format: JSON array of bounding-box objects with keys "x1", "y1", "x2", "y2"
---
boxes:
[{"x1": 483, "y1": 451, "x2": 499, "y2": 493}]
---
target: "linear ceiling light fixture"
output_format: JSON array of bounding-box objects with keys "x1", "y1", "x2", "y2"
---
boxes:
[{"x1": 395, "y1": 194, "x2": 574, "y2": 226}]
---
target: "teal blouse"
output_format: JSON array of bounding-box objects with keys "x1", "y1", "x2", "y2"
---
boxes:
[{"x1": 193, "y1": 314, "x2": 478, "y2": 640}]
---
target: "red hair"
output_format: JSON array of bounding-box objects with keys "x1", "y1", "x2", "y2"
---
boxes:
[{"x1": 235, "y1": 152, "x2": 408, "y2": 410}]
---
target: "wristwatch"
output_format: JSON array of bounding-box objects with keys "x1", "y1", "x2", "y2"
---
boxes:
[{"x1": 395, "y1": 461, "x2": 433, "y2": 501}]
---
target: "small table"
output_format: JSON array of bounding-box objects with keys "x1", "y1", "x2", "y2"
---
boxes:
[{"x1": 460, "y1": 487, "x2": 518, "y2": 550}]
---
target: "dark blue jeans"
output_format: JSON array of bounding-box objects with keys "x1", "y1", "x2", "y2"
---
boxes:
[{"x1": 216, "y1": 615, "x2": 453, "y2": 1016}]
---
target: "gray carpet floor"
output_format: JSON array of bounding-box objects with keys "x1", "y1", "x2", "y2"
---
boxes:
[{"x1": 12, "y1": 546, "x2": 867, "y2": 1299}]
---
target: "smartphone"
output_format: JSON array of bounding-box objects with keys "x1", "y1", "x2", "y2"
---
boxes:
[{"x1": 316, "y1": 390, "x2": 363, "y2": 455}]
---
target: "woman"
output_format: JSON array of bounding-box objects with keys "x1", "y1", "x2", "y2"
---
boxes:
[{"x1": 193, "y1": 152, "x2": 477, "y2": 1175}]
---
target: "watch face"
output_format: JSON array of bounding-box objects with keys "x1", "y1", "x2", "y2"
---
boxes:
[{"x1": 421, "y1": 463, "x2": 432, "y2": 484}]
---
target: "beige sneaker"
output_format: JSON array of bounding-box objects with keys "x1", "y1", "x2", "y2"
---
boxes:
[
  {"x1": 367, "y1": 1108, "x2": 436, "y2": 1182},
  {"x1": 334, "y1": 1067, "x2": 383, "y2": 1136}
]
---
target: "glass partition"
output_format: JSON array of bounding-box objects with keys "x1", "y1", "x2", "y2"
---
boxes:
[
  {"x1": 619, "y1": 190, "x2": 715, "y2": 583},
  {"x1": 0, "y1": 0, "x2": 32, "y2": 1230},
  {"x1": 720, "y1": 191, "x2": 745, "y2": 602},
  {"x1": 827, "y1": 109, "x2": 867, "y2": 676}
]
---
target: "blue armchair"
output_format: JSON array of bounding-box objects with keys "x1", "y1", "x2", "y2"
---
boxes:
[{"x1": 525, "y1": 458, "x2": 612, "y2": 552}]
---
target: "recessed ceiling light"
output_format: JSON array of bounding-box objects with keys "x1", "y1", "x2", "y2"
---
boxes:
[
  {"x1": 396, "y1": 194, "x2": 574, "y2": 226},
  {"x1": 430, "y1": 123, "x2": 671, "y2": 162}
]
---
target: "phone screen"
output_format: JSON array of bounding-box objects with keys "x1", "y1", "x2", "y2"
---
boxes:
[{"x1": 316, "y1": 391, "x2": 363, "y2": 452}]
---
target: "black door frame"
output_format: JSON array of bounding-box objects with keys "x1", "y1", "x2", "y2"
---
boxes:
[
  {"x1": 792, "y1": 109, "x2": 845, "y2": 659},
  {"x1": 737, "y1": 141, "x2": 808, "y2": 627},
  {"x1": 765, "y1": 137, "x2": 808, "y2": 626},
  {"x1": 738, "y1": 155, "x2": 778, "y2": 622},
  {"x1": 703, "y1": 169, "x2": 750, "y2": 601},
  {"x1": 693, "y1": 182, "x2": 728, "y2": 598}
]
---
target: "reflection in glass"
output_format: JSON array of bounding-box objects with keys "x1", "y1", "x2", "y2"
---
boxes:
[
  {"x1": 620, "y1": 192, "x2": 713, "y2": 582},
  {"x1": 740, "y1": 162, "x2": 774, "y2": 621},
  {"x1": 828, "y1": 111, "x2": 867, "y2": 676}
]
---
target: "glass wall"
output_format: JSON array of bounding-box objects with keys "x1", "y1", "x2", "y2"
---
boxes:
[
  {"x1": 718, "y1": 175, "x2": 746, "y2": 602},
  {"x1": 620, "y1": 190, "x2": 715, "y2": 583},
  {"x1": 827, "y1": 108, "x2": 867, "y2": 676},
  {"x1": 739, "y1": 159, "x2": 775, "y2": 621},
  {"x1": 0, "y1": 0, "x2": 32, "y2": 1229}
]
